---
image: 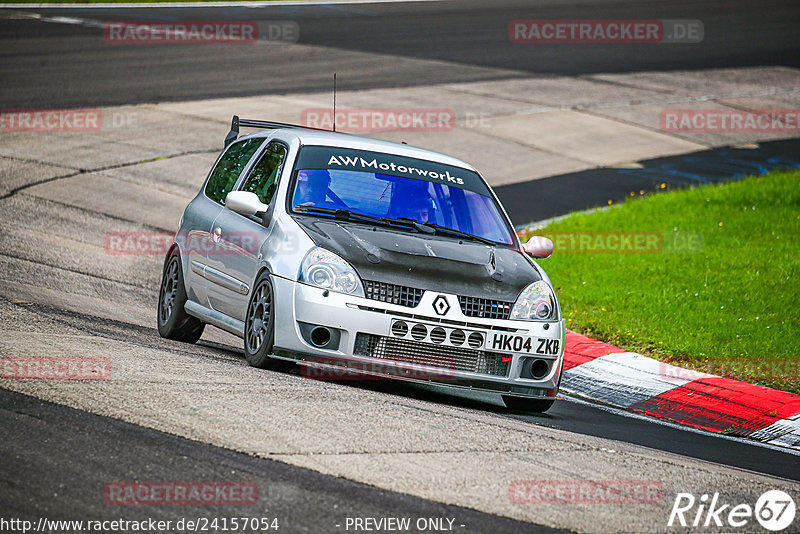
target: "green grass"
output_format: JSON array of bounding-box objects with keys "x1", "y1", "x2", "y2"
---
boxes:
[{"x1": 519, "y1": 170, "x2": 800, "y2": 393}]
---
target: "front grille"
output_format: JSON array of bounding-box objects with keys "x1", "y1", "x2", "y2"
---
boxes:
[
  {"x1": 458, "y1": 296, "x2": 513, "y2": 320},
  {"x1": 354, "y1": 333, "x2": 510, "y2": 377},
  {"x1": 364, "y1": 280, "x2": 424, "y2": 308}
]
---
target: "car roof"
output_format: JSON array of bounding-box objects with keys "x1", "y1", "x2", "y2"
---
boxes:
[{"x1": 242, "y1": 128, "x2": 479, "y2": 173}]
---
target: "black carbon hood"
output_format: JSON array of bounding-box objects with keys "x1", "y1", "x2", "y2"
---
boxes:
[{"x1": 293, "y1": 216, "x2": 540, "y2": 302}]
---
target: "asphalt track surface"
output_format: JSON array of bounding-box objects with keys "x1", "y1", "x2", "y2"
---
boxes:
[
  {"x1": 0, "y1": 0, "x2": 798, "y2": 108},
  {"x1": 2, "y1": 0, "x2": 800, "y2": 530},
  {"x1": 0, "y1": 388, "x2": 563, "y2": 533},
  {"x1": 497, "y1": 138, "x2": 800, "y2": 224}
]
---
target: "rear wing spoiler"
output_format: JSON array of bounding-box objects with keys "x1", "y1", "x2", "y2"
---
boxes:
[{"x1": 223, "y1": 115, "x2": 331, "y2": 148}]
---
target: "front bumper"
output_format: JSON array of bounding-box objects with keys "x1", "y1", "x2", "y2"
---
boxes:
[{"x1": 270, "y1": 276, "x2": 564, "y2": 399}]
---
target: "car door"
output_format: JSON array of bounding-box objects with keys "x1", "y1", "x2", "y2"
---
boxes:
[
  {"x1": 205, "y1": 140, "x2": 288, "y2": 321},
  {"x1": 188, "y1": 137, "x2": 265, "y2": 308}
]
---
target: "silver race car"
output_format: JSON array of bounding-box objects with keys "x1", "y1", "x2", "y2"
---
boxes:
[{"x1": 158, "y1": 116, "x2": 563, "y2": 412}]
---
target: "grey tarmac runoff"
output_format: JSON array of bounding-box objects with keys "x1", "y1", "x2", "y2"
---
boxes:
[{"x1": 1, "y1": 1, "x2": 800, "y2": 533}]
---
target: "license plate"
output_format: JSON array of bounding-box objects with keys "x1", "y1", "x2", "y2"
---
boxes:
[{"x1": 485, "y1": 333, "x2": 560, "y2": 355}]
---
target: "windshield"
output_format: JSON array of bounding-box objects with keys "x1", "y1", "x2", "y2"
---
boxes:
[{"x1": 290, "y1": 147, "x2": 514, "y2": 245}]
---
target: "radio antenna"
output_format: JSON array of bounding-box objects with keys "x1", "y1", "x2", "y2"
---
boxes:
[{"x1": 332, "y1": 73, "x2": 337, "y2": 132}]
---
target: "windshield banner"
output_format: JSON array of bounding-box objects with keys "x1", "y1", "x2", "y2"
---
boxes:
[{"x1": 296, "y1": 146, "x2": 490, "y2": 195}]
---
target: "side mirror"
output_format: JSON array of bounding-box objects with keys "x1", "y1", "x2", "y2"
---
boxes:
[
  {"x1": 225, "y1": 191, "x2": 268, "y2": 217},
  {"x1": 522, "y1": 236, "x2": 554, "y2": 259}
]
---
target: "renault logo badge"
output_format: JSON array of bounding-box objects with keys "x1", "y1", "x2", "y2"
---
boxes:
[{"x1": 432, "y1": 295, "x2": 450, "y2": 316}]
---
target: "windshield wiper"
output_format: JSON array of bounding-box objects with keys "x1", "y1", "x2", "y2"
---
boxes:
[
  {"x1": 419, "y1": 222, "x2": 496, "y2": 246},
  {"x1": 295, "y1": 206, "x2": 422, "y2": 231},
  {"x1": 382, "y1": 216, "x2": 435, "y2": 234},
  {"x1": 295, "y1": 205, "x2": 357, "y2": 219}
]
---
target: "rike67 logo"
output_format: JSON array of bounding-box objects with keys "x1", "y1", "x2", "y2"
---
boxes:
[{"x1": 668, "y1": 490, "x2": 796, "y2": 531}]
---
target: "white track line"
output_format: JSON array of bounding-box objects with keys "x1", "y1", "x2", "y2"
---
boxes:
[{"x1": 0, "y1": 0, "x2": 445, "y2": 9}]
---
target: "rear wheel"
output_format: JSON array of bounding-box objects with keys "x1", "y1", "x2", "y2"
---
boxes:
[
  {"x1": 502, "y1": 395, "x2": 555, "y2": 413},
  {"x1": 157, "y1": 251, "x2": 204, "y2": 343},
  {"x1": 244, "y1": 272, "x2": 289, "y2": 370}
]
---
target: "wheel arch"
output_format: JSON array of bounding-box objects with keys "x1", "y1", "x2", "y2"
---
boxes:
[
  {"x1": 163, "y1": 241, "x2": 191, "y2": 280},
  {"x1": 252, "y1": 264, "x2": 274, "y2": 288}
]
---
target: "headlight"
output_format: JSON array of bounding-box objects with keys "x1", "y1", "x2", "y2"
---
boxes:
[
  {"x1": 299, "y1": 247, "x2": 365, "y2": 297},
  {"x1": 510, "y1": 281, "x2": 557, "y2": 321}
]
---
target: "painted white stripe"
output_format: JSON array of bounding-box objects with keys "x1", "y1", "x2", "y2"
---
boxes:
[
  {"x1": 561, "y1": 351, "x2": 716, "y2": 408},
  {"x1": 750, "y1": 413, "x2": 800, "y2": 449},
  {"x1": 0, "y1": 0, "x2": 444, "y2": 9},
  {"x1": 0, "y1": 11, "x2": 106, "y2": 28},
  {"x1": 562, "y1": 350, "x2": 799, "y2": 452}
]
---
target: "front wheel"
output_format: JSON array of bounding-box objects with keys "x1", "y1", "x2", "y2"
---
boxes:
[
  {"x1": 244, "y1": 272, "x2": 288, "y2": 370},
  {"x1": 502, "y1": 395, "x2": 555, "y2": 413},
  {"x1": 157, "y1": 250, "x2": 204, "y2": 343}
]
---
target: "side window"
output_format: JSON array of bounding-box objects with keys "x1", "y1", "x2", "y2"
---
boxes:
[
  {"x1": 205, "y1": 138, "x2": 263, "y2": 204},
  {"x1": 240, "y1": 142, "x2": 287, "y2": 205}
]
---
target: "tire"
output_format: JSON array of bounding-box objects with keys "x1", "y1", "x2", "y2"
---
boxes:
[
  {"x1": 244, "y1": 271, "x2": 289, "y2": 370},
  {"x1": 502, "y1": 395, "x2": 555, "y2": 413},
  {"x1": 157, "y1": 250, "x2": 205, "y2": 343}
]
